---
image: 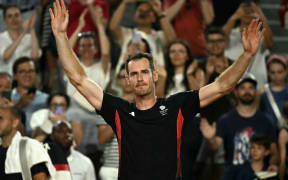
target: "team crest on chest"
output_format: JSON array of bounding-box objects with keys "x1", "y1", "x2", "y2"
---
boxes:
[{"x1": 159, "y1": 105, "x2": 168, "y2": 116}]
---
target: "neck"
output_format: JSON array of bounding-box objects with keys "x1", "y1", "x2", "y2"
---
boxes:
[
  {"x1": 16, "y1": 86, "x2": 29, "y2": 96},
  {"x1": 1, "y1": 130, "x2": 17, "y2": 148},
  {"x1": 137, "y1": 25, "x2": 152, "y2": 34},
  {"x1": 236, "y1": 103, "x2": 257, "y2": 118},
  {"x1": 270, "y1": 81, "x2": 286, "y2": 92},
  {"x1": 135, "y1": 91, "x2": 157, "y2": 110},
  {"x1": 8, "y1": 28, "x2": 21, "y2": 39},
  {"x1": 174, "y1": 66, "x2": 185, "y2": 74},
  {"x1": 122, "y1": 92, "x2": 135, "y2": 102},
  {"x1": 62, "y1": 147, "x2": 71, "y2": 158},
  {"x1": 251, "y1": 160, "x2": 264, "y2": 172},
  {"x1": 81, "y1": 57, "x2": 94, "y2": 67}
]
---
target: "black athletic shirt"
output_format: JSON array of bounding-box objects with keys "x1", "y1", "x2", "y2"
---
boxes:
[{"x1": 97, "y1": 90, "x2": 200, "y2": 180}]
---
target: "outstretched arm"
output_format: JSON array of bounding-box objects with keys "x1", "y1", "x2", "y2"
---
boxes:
[
  {"x1": 199, "y1": 19, "x2": 265, "y2": 108},
  {"x1": 49, "y1": 0, "x2": 104, "y2": 110}
]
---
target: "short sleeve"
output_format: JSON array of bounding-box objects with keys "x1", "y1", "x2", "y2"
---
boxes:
[{"x1": 96, "y1": 92, "x2": 126, "y2": 130}]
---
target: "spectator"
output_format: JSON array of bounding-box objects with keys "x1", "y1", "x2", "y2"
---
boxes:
[
  {"x1": 0, "y1": 72, "x2": 12, "y2": 94},
  {"x1": 164, "y1": 0, "x2": 214, "y2": 57},
  {"x1": 98, "y1": 64, "x2": 134, "y2": 180},
  {"x1": 200, "y1": 73, "x2": 278, "y2": 180},
  {"x1": 0, "y1": 5, "x2": 41, "y2": 75},
  {"x1": 51, "y1": 120, "x2": 96, "y2": 180},
  {"x1": 223, "y1": 2, "x2": 274, "y2": 87},
  {"x1": 259, "y1": 55, "x2": 288, "y2": 128},
  {"x1": 236, "y1": 133, "x2": 273, "y2": 180},
  {"x1": 156, "y1": 39, "x2": 205, "y2": 97},
  {"x1": 30, "y1": 92, "x2": 79, "y2": 144},
  {"x1": 11, "y1": 57, "x2": 48, "y2": 134},
  {"x1": 0, "y1": 105, "x2": 55, "y2": 179},
  {"x1": 109, "y1": 0, "x2": 176, "y2": 66},
  {"x1": 67, "y1": 0, "x2": 110, "y2": 54},
  {"x1": 278, "y1": 101, "x2": 288, "y2": 180}
]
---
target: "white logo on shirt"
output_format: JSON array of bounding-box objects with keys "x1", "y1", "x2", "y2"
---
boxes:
[
  {"x1": 159, "y1": 105, "x2": 168, "y2": 116},
  {"x1": 129, "y1": 112, "x2": 135, "y2": 116}
]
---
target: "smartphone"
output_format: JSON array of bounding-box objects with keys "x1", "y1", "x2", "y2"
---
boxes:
[
  {"x1": 1, "y1": 91, "x2": 11, "y2": 100},
  {"x1": 131, "y1": 33, "x2": 142, "y2": 44},
  {"x1": 55, "y1": 106, "x2": 64, "y2": 116},
  {"x1": 28, "y1": 87, "x2": 37, "y2": 94}
]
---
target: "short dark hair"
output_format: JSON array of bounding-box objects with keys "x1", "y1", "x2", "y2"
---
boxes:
[
  {"x1": 47, "y1": 92, "x2": 70, "y2": 108},
  {"x1": 3, "y1": 4, "x2": 20, "y2": 20},
  {"x1": 250, "y1": 133, "x2": 272, "y2": 150},
  {"x1": 205, "y1": 26, "x2": 227, "y2": 41},
  {"x1": 0, "y1": 72, "x2": 12, "y2": 80},
  {"x1": 12, "y1": 57, "x2": 35, "y2": 74},
  {"x1": 125, "y1": 52, "x2": 155, "y2": 74},
  {"x1": 77, "y1": 31, "x2": 97, "y2": 47},
  {"x1": 0, "y1": 105, "x2": 22, "y2": 121}
]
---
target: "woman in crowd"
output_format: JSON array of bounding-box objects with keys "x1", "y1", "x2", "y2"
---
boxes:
[{"x1": 156, "y1": 39, "x2": 205, "y2": 97}]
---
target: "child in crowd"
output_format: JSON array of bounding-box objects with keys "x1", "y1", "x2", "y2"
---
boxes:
[{"x1": 237, "y1": 133, "x2": 276, "y2": 180}]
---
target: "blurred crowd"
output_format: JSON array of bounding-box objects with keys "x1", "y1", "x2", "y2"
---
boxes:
[{"x1": 0, "y1": 0, "x2": 288, "y2": 180}]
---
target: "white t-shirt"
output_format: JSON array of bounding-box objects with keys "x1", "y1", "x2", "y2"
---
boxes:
[
  {"x1": 0, "y1": 31, "x2": 41, "y2": 75},
  {"x1": 166, "y1": 73, "x2": 186, "y2": 97},
  {"x1": 224, "y1": 27, "x2": 269, "y2": 88},
  {"x1": 68, "y1": 149, "x2": 96, "y2": 180}
]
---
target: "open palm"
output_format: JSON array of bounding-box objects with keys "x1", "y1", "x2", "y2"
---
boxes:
[
  {"x1": 49, "y1": 0, "x2": 69, "y2": 36},
  {"x1": 200, "y1": 118, "x2": 216, "y2": 140},
  {"x1": 242, "y1": 19, "x2": 265, "y2": 56}
]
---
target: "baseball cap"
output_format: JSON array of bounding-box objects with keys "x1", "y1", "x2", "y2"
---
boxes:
[{"x1": 236, "y1": 73, "x2": 257, "y2": 88}]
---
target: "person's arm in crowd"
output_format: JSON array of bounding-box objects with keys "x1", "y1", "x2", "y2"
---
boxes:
[
  {"x1": 186, "y1": 60, "x2": 205, "y2": 90},
  {"x1": 68, "y1": 9, "x2": 88, "y2": 48},
  {"x1": 151, "y1": 0, "x2": 176, "y2": 45},
  {"x1": 200, "y1": 118, "x2": 223, "y2": 151},
  {"x1": 30, "y1": 13, "x2": 41, "y2": 59},
  {"x1": 155, "y1": 65, "x2": 167, "y2": 97},
  {"x1": 3, "y1": 16, "x2": 31, "y2": 62},
  {"x1": 49, "y1": 0, "x2": 104, "y2": 111},
  {"x1": 268, "y1": 142, "x2": 279, "y2": 172},
  {"x1": 98, "y1": 125, "x2": 115, "y2": 144},
  {"x1": 200, "y1": 0, "x2": 214, "y2": 25},
  {"x1": 199, "y1": 19, "x2": 265, "y2": 108},
  {"x1": 95, "y1": 6, "x2": 111, "y2": 74},
  {"x1": 87, "y1": 0, "x2": 108, "y2": 28},
  {"x1": 33, "y1": 172, "x2": 48, "y2": 180},
  {"x1": 278, "y1": 129, "x2": 288, "y2": 180},
  {"x1": 222, "y1": 3, "x2": 245, "y2": 38},
  {"x1": 205, "y1": 56, "x2": 215, "y2": 84},
  {"x1": 71, "y1": 121, "x2": 83, "y2": 147},
  {"x1": 250, "y1": 2, "x2": 274, "y2": 49},
  {"x1": 109, "y1": 0, "x2": 136, "y2": 41},
  {"x1": 165, "y1": 0, "x2": 185, "y2": 21},
  {"x1": 32, "y1": 127, "x2": 49, "y2": 142}
]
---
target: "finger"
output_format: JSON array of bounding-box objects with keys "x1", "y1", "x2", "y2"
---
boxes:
[
  {"x1": 258, "y1": 28, "x2": 266, "y2": 41},
  {"x1": 248, "y1": 19, "x2": 256, "y2": 34},
  {"x1": 60, "y1": 0, "x2": 67, "y2": 12},
  {"x1": 56, "y1": 0, "x2": 61, "y2": 16},
  {"x1": 53, "y1": 2, "x2": 58, "y2": 17},
  {"x1": 49, "y1": 8, "x2": 55, "y2": 19},
  {"x1": 242, "y1": 27, "x2": 247, "y2": 41},
  {"x1": 256, "y1": 20, "x2": 262, "y2": 34}
]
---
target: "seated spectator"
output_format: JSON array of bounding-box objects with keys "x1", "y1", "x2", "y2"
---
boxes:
[
  {"x1": 200, "y1": 73, "x2": 278, "y2": 180},
  {"x1": 0, "y1": 72, "x2": 12, "y2": 93},
  {"x1": 278, "y1": 101, "x2": 288, "y2": 180},
  {"x1": 164, "y1": 0, "x2": 214, "y2": 57},
  {"x1": 98, "y1": 64, "x2": 134, "y2": 180},
  {"x1": 259, "y1": 55, "x2": 288, "y2": 128},
  {"x1": 11, "y1": 57, "x2": 48, "y2": 134},
  {"x1": 223, "y1": 2, "x2": 274, "y2": 87},
  {"x1": 0, "y1": 5, "x2": 41, "y2": 75},
  {"x1": 156, "y1": 39, "x2": 205, "y2": 97},
  {"x1": 237, "y1": 133, "x2": 273, "y2": 180},
  {"x1": 30, "y1": 93, "x2": 76, "y2": 143},
  {"x1": 0, "y1": 105, "x2": 56, "y2": 179},
  {"x1": 51, "y1": 121, "x2": 96, "y2": 180},
  {"x1": 109, "y1": 0, "x2": 176, "y2": 66},
  {"x1": 67, "y1": 0, "x2": 110, "y2": 54}
]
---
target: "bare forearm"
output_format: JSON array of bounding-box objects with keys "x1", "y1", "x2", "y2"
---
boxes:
[
  {"x1": 279, "y1": 162, "x2": 286, "y2": 180},
  {"x1": 216, "y1": 52, "x2": 253, "y2": 93},
  {"x1": 187, "y1": 75, "x2": 200, "y2": 90},
  {"x1": 97, "y1": 23, "x2": 110, "y2": 74},
  {"x1": 160, "y1": 17, "x2": 176, "y2": 45},
  {"x1": 98, "y1": 126, "x2": 115, "y2": 144},
  {"x1": 109, "y1": 1, "x2": 126, "y2": 39},
  {"x1": 68, "y1": 25, "x2": 82, "y2": 48},
  {"x1": 3, "y1": 31, "x2": 26, "y2": 62},
  {"x1": 156, "y1": 77, "x2": 166, "y2": 97},
  {"x1": 55, "y1": 34, "x2": 87, "y2": 85},
  {"x1": 165, "y1": 0, "x2": 185, "y2": 21},
  {"x1": 223, "y1": 15, "x2": 238, "y2": 37},
  {"x1": 200, "y1": 0, "x2": 214, "y2": 25},
  {"x1": 207, "y1": 136, "x2": 220, "y2": 151},
  {"x1": 30, "y1": 29, "x2": 40, "y2": 59}
]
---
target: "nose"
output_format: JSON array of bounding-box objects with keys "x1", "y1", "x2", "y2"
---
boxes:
[{"x1": 137, "y1": 73, "x2": 143, "y2": 81}]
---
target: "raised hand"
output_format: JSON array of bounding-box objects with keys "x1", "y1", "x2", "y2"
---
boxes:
[
  {"x1": 22, "y1": 17, "x2": 31, "y2": 33},
  {"x1": 49, "y1": 0, "x2": 69, "y2": 36},
  {"x1": 78, "y1": 8, "x2": 88, "y2": 29},
  {"x1": 150, "y1": 0, "x2": 162, "y2": 16},
  {"x1": 29, "y1": 13, "x2": 36, "y2": 30},
  {"x1": 95, "y1": 6, "x2": 104, "y2": 25},
  {"x1": 242, "y1": 19, "x2": 265, "y2": 56},
  {"x1": 200, "y1": 118, "x2": 216, "y2": 140},
  {"x1": 186, "y1": 60, "x2": 198, "y2": 76}
]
